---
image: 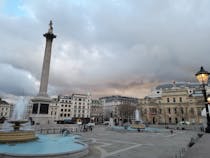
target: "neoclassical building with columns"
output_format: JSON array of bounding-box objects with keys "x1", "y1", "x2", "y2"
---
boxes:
[{"x1": 139, "y1": 82, "x2": 205, "y2": 124}]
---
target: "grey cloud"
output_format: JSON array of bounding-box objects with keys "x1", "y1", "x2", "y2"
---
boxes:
[
  {"x1": 1, "y1": 0, "x2": 210, "y2": 98},
  {"x1": 0, "y1": 63, "x2": 38, "y2": 95}
]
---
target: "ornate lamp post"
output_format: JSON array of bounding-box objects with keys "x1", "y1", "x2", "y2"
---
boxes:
[{"x1": 195, "y1": 66, "x2": 210, "y2": 133}]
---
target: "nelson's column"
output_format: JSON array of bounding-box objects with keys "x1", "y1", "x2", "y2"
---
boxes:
[{"x1": 30, "y1": 21, "x2": 56, "y2": 125}]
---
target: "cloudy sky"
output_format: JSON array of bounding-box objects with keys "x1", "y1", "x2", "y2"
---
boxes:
[{"x1": 1, "y1": 0, "x2": 210, "y2": 100}]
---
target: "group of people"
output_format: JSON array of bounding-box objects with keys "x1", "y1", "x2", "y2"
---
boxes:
[{"x1": 80, "y1": 124, "x2": 93, "y2": 132}]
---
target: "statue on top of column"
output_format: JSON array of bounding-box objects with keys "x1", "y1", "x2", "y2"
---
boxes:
[{"x1": 48, "y1": 20, "x2": 53, "y2": 33}]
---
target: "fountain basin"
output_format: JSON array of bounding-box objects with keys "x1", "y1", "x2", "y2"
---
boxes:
[
  {"x1": 0, "y1": 130, "x2": 37, "y2": 143},
  {"x1": 0, "y1": 134, "x2": 88, "y2": 158},
  {"x1": 130, "y1": 124, "x2": 145, "y2": 129}
]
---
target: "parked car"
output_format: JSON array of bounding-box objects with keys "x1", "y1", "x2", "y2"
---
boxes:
[
  {"x1": 77, "y1": 121, "x2": 82, "y2": 125},
  {"x1": 177, "y1": 121, "x2": 190, "y2": 130},
  {"x1": 103, "y1": 121, "x2": 110, "y2": 125},
  {"x1": 87, "y1": 123, "x2": 95, "y2": 127}
]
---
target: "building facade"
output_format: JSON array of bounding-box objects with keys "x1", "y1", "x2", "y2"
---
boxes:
[
  {"x1": 99, "y1": 95, "x2": 139, "y2": 124},
  {"x1": 56, "y1": 94, "x2": 91, "y2": 123},
  {"x1": 90, "y1": 99, "x2": 103, "y2": 124},
  {"x1": 0, "y1": 98, "x2": 13, "y2": 120},
  {"x1": 139, "y1": 82, "x2": 204, "y2": 124}
]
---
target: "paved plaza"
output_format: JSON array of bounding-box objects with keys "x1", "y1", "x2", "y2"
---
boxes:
[
  {"x1": 184, "y1": 134, "x2": 210, "y2": 158},
  {"x1": 79, "y1": 126, "x2": 198, "y2": 158}
]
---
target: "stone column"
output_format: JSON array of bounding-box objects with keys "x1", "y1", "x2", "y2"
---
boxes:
[{"x1": 38, "y1": 20, "x2": 56, "y2": 96}]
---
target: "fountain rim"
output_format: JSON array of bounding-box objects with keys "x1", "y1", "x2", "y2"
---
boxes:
[
  {"x1": 7, "y1": 120, "x2": 28, "y2": 124},
  {"x1": 0, "y1": 141, "x2": 88, "y2": 157}
]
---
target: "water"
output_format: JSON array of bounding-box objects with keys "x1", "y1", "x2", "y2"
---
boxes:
[
  {"x1": 1, "y1": 96, "x2": 31, "y2": 131},
  {"x1": 135, "y1": 109, "x2": 143, "y2": 122},
  {"x1": 0, "y1": 134, "x2": 85, "y2": 155},
  {"x1": 135, "y1": 109, "x2": 140, "y2": 121},
  {"x1": 11, "y1": 96, "x2": 29, "y2": 120},
  {"x1": 1, "y1": 121, "x2": 12, "y2": 131}
]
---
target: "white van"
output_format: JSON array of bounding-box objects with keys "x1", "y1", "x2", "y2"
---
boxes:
[
  {"x1": 103, "y1": 121, "x2": 110, "y2": 125},
  {"x1": 177, "y1": 121, "x2": 190, "y2": 130}
]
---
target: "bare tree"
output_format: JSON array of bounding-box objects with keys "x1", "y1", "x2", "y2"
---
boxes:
[{"x1": 118, "y1": 104, "x2": 136, "y2": 123}]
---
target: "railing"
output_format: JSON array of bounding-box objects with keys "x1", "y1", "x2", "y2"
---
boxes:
[{"x1": 35, "y1": 127, "x2": 79, "y2": 134}]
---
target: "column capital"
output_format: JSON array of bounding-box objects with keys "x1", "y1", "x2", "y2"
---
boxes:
[
  {"x1": 43, "y1": 20, "x2": 56, "y2": 40},
  {"x1": 43, "y1": 33, "x2": 56, "y2": 40}
]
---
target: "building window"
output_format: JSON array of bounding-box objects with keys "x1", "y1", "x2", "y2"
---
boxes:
[
  {"x1": 168, "y1": 108, "x2": 171, "y2": 114},
  {"x1": 175, "y1": 118, "x2": 178, "y2": 123},
  {"x1": 181, "y1": 107, "x2": 184, "y2": 114},
  {"x1": 190, "y1": 108, "x2": 194, "y2": 115},
  {"x1": 169, "y1": 117, "x2": 172, "y2": 123},
  {"x1": 60, "y1": 114, "x2": 63, "y2": 117},
  {"x1": 173, "y1": 98, "x2": 176, "y2": 103},
  {"x1": 61, "y1": 109, "x2": 63, "y2": 112},
  {"x1": 197, "y1": 108, "x2": 202, "y2": 116},
  {"x1": 159, "y1": 109, "x2": 162, "y2": 114},
  {"x1": 179, "y1": 97, "x2": 182, "y2": 102},
  {"x1": 32, "y1": 104, "x2": 38, "y2": 114},
  {"x1": 39, "y1": 104, "x2": 49, "y2": 114},
  {"x1": 167, "y1": 98, "x2": 170, "y2": 103},
  {"x1": 68, "y1": 109, "x2": 70, "y2": 112},
  {"x1": 65, "y1": 109, "x2": 67, "y2": 112},
  {"x1": 174, "y1": 108, "x2": 177, "y2": 114}
]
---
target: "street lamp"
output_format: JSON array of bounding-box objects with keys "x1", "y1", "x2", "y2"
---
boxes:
[{"x1": 195, "y1": 66, "x2": 210, "y2": 133}]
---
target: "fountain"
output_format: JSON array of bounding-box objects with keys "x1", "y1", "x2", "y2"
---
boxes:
[
  {"x1": 0, "y1": 22, "x2": 88, "y2": 157},
  {"x1": 111, "y1": 109, "x2": 170, "y2": 133},
  {"x1": 130, "y1": 109, "x2": 145, "y2": 129},
  {"x1": 0, "y1": 97, "x2": 37, "y2": 143},
  {"x1": 0, "y1": 97, "x2": 88, "y2": 158}
]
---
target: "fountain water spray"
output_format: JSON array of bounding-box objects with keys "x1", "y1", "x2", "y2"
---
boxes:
[
  {"x1": 135, "y1": 109, "x2": 140, "y2": 122},
  {"x1": 2, "y1": 96, "x2": 30, "y2": 131},
  {"x1": 11, "y1": 96, "x2": 29, "y2": 120}
]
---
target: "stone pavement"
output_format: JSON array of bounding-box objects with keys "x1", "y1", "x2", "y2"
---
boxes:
[
  {"x1": 184, "y1": 133, "x2": 210, "y2": 158},
  {"x1": 79, "y1": 126, "x2": 198, "y2": 158}
]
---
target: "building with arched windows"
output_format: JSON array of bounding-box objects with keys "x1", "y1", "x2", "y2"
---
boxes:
[{"x1": 139, "y1": 82, "x2": 204, "y2": 125}]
